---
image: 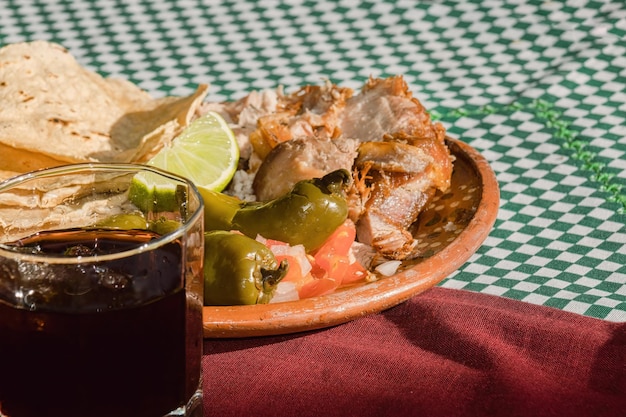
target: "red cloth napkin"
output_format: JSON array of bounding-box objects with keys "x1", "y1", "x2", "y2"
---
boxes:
[{"x1": 202, "y1": 288, "x2": 625, "y2": 417}]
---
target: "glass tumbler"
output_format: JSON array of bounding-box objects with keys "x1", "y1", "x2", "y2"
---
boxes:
[{"x1": 0, "y1": 164, "x2": 204, "y2": 417}]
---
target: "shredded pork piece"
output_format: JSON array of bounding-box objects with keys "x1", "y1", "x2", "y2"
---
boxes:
[
  {"x1": 253, "y1": 136, "x2": 359, "y2": 202},
  {"x1": 200, "y1": 89, "x2": 279, "y2": 163}
]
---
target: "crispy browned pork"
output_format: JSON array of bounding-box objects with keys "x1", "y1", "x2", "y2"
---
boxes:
[{"x1": 199, "y1": 75, "x2": 453, "y2": 260}]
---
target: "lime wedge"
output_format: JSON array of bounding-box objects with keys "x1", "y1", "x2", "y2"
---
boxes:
[
  {"x1": 145, "y1": 111, "x2": 239, "y2": 192},
  {"x1": 129, "y1": 112, "x2": 239, "y2": 212}
]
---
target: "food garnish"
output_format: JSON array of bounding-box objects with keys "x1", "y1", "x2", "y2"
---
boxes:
[{"x1": 140, "y1": 111, "x2": 239, "y2": 193}]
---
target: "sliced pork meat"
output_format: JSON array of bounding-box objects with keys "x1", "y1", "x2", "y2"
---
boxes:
[
  {"x1": 349, "y1": 134, "x2": 452, "y2": 259},
  {"x1": 340, "y1": 77, "x2": 451, "y2": 258},
  {"x1": 340, "y1": 76, "x2": 446, "y2": 144},
  {"x1": 253, "y1": 135, "x2": 359, "y2": 201},
  {"x1": 351, "y1": 170, "x2": 436, "y2": 259},
  {"x1": 250, "y1": 81, "x2": 352, "y2": 159},
  {"x1": 355, "y1": 141, "x2": 432, "y2": 174},
  {"x1": 200, "y1": 89, "x2": 279, "y2": 162}
]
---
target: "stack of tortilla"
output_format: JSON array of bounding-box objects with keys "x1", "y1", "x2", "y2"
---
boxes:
[{"x1": 0, "y1": 40, "x2": 208, "y2": 181}]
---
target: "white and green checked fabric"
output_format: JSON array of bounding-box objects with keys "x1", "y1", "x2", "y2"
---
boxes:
[{"x1": 2, "y1": 0, "x2": 625, "y2": 321}]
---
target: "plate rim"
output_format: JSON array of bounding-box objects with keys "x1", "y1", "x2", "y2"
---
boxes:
[{"x1": 202, "y1": 136, "x2": 500, "y2": 338}]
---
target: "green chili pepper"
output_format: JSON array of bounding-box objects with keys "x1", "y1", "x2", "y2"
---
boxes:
[
  {"x1": 203, "y1": 230, "x2": 288, "y2": 306},
  {"x1": 95, "y1": 213, "x2": 148, "y2": 230},
  {"x1": 95, "y1": 213, "x2": 181, "y2": 236},
  {"x1": 148, "y1": 218, "x2": 181, "y2": 236},
  {"x1": 199, "y1": 169, "x2": 351, "y2": 251}
]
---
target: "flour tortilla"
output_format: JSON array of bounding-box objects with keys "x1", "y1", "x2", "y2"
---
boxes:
[{"x1": 0, "y1": 41, "x2": 208, "y2": 175}]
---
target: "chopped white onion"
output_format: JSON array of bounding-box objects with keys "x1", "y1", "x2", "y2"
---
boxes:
[
  {"x1": 268, "y1": 243, "x2": 312, "y2": 277},
  {"x1": 270, "y1": 281, "x2": 300, "y2": 303},
  {"x1": 375, "y1": 260, "x2": 402, "y2": 276}
]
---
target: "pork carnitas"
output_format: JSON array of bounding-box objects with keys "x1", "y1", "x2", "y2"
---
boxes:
[{"x1": 200, "y1": 75, "x2": 453, "y2": 261}]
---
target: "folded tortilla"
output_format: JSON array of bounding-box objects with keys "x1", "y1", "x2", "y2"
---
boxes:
[{"x1": 0, "y1": 40, "x2": 208, "y2": 175}]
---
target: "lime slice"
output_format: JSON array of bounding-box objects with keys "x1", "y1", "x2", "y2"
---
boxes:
[
  {"x1": 129, "y1": 112, "x2": 239, "y2": 212},
  {"x1": 145, "y1": 111, "x2": 239, "y2": 191}
]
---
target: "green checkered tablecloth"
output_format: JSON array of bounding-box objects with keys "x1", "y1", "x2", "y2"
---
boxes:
[{"x1": 2, "y1": 0, "x2": 625, "y2": 321}]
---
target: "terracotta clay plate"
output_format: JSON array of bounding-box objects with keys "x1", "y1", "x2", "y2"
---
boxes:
[{"x1": 202, "y1": 137, "x2": 499, "y2": 338}]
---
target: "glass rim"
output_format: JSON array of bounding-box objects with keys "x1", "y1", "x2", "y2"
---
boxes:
[{"x1": 0, "y1": 162, "x2": 204, "y2": 264}]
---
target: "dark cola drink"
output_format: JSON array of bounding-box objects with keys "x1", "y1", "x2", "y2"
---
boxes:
[{"x1": 0, "y1": 229, "x2": 203, "y2": 417}]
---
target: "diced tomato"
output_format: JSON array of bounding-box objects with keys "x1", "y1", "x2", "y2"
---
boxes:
[
  {"x1": 312, "y1": 220, "x2": 362, "y2": 284},
  {"x1": 273, "y1": 253, "x2": 304, "y2": 284},
  {"x1": 260, "y1": 238, "x2": 311, "y2": 290},
  {"x1": 259, "y1": 220, "x2": 369, "y2": 300},
  {"x1": 341, "y1": 259, "x2": 369, "y2": 284},
  {"x1": 298, "y1": 277, "x2": 340, "y2": 299},
  {"x1": 313, "y1": 224, "x2": 351, "y2": 271},
  {"x1": 315, "y1": 220, "x2": 356, "y2": 258},
  {"x1": 263, "y1": 238, "x2": 289, "y2": 248}
]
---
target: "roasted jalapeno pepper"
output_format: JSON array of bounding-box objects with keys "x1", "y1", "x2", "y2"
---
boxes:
[
  {"x1": 95, "y1": 213, "x2": 181, "y2": 236},
  {"x1": 200, "y1": 169, "x2": 351, "y2": 251},
  {"x1": 203, "y1": 230, "x2": 288, "y2": 306},
  {"x1": 95, "y1": 213, "x2": 149, "y2": 230}
]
